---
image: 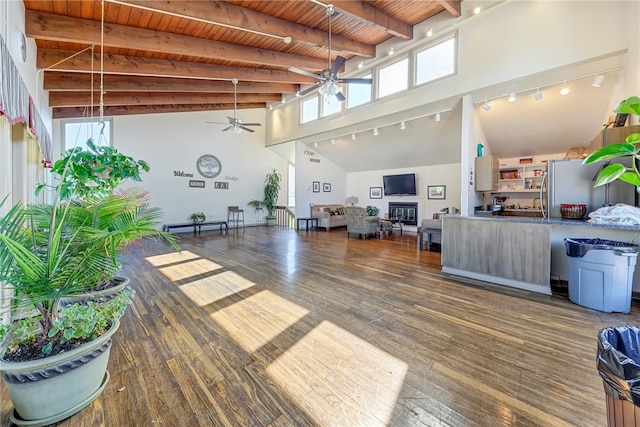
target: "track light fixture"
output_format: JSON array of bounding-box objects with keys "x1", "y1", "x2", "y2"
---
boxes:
[
  {"x1": 560, "y1": 83, "x2": 569, "y2": 95},
  {"x1": 435, "y1": 113, "x2": 441, "y2": 122},
  {"x1": 373, "y1": 128, "x2": 379, "y2": 136},
  {"x1": 482, "y1": 101, "x2": 492, "y2": 111},
  {"x1": 388, "y1": 47, "x2": 394, "y2": 56},
  {"x1": 508, "y1": 92, "x2": 516, "y2": 103},
  {"x1": 331, "y1": 138, "x2": 336, "y2": 145},
  {"x1": 592, "y1": 74, "x2": 604, "y2": 87},
  {"x1": 426, "y1": 28, "x2": 434, "y2": 37},
  {"x1": 400, "y1": 121, "x2": 406, "y2": 130},
  {"x1": 473, "y1": 5, "x2": 482, "y2": 14},
  {"x1": 351, "y1": 133, "x2": 356, "y2": 140},
  {"x1": 314, "y1": 142, "x2": 318, "y2": 147},
  {"x1": 358, "y1": 61, "x2": 364, "y2": 69},
  {"x1": 534, "y1": 88, "x2": 543, "y2": 101}
]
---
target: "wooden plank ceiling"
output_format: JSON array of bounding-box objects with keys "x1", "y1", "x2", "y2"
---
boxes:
[{"x1": 23, "y1": 0, "x2": 462, "y2": 119}]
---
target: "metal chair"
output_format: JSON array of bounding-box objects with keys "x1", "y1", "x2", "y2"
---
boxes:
[{"x1": 227, "y1": 206, "x2": 245, "y2": 228}]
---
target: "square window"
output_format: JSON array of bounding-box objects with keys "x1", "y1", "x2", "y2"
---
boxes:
[
  {"x1": 416, "y1": 37, "x2": 455, "y2": 86},
  {"x1": 378, "y1": 58, "x2": 409, "y2": 98},
  {"x1": 301, "y1": 97, "x2": 319, "y2": 123}
]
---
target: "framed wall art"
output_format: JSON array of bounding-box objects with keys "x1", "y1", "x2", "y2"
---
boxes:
[
  {"x1": 313, "y1": 181, "x2": 320, "y2": 192},
  {"x1": 427, "y1": 185, "x2": 446, "y2": 200},
  {"x1": 323, "y1": 183, "x2": 331, "y2": 192},
  {"x1": 369, "y1": 187, "x2": 382, "y2": 199}
]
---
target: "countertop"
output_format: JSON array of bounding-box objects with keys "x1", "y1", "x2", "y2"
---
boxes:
[{"x1": 445, "y1": 214, "x2": 640, "y2": 231}]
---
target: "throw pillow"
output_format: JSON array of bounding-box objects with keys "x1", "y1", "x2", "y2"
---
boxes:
[
  {"x1": 323, "y1": 207, "x2": 332, "y2": 213},
  {"x1": 336, "y1": 207, "x2": 345, "y2": 215}
]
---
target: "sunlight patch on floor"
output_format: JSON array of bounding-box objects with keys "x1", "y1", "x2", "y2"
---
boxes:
[
  {"x1": 179, "y1": 271, "x2": 256, "y2": 306},
  {"x1": 266, "y1": 321, "x2": 407, "y2": 427},
  {"x1": 210, "y1": 290, "x2": 309, "y2": 353},
  {"x1": 158, "y1": 258, "x2": 224, "y2": 281},
  {"x1": 144, "y1": 250, "x2": 200, "y2": 266}
]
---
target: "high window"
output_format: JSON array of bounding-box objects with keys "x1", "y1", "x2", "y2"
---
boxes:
[
  {"x1": 301, "y1": 97, "x2": 319, "y2": 124},
  {"x1": 321, "y1": 93, "x2": 342, "y2": 117},
  {"x1": 378, "y1": 57, "x2": 409, "y2": 98},
  {"x1": 347, "y1": 74, "x2": 372, "y2": 108},
  {"x1": 415, "y1": 37, "x2": 456, "y2": 85}
]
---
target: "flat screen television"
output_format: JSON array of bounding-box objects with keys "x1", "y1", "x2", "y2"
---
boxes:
[{"x1": 382, "y1": 173, "x2": 417, "y2": 196}]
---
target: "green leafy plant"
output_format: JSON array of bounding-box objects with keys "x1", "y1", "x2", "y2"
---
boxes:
[
  {"x1": 247, "y1": 200, "x2": 264, "y2": 210},
  {"x1": 190, "y1": 212, "x2": 206, "y2": 224},
  {"x1": 0, "y1": 147, "x2": 178, "y2": 361},
  {"x1": 365, "y1": 205, "x2": 380, "y2": 216},
  {"x1": 263, "y1": 169, "x2": 282, "y2": 217},
  {"x1": 43, "y1": 138, "x2": 149, "y2": 199},
  {"x1": 583, "y1": 96, "x2": 640, "y2": 191}
]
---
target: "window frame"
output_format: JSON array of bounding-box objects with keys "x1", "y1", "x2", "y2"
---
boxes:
[
  {"x1": 376, "y1": 56, "x2": 410, "y2": 99},
  {"x1": 414, "y1": 34, "x2": 457, "y2": 88}
]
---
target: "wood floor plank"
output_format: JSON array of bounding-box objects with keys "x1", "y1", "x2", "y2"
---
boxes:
[{"x1": 2, "y1": 227, "x2": 638, "y2": 426}]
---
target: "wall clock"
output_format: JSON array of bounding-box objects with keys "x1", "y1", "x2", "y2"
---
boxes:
[{"x1": 196, "y1": 154, "x2": 222, "y2": 179}]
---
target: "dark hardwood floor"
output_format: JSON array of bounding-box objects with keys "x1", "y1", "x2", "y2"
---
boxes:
[{"x1": 2, "y1": 226, "x2": 638, "y2": 426}]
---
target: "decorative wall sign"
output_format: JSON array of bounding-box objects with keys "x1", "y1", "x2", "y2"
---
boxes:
[
  {"x1": 196, "y1": 154, "x2": 222, "y2": 178},
  {"x1": 214, "y1": 181, "x2": 229, "y2": 189},
  {"x1": 189, "y1": 180, "x2": 205, "y2": 188},
  {"x1": 369, "y1": 187, "x2": 382, "y2": 199},
  {"x1": 174, "y1": 170, "x2": 194, "y2": 177},
  {"x1": 427, "y1": 185, "x2": 446, "y2": 200},
  {"x1": 310, "y1": 158, "x2": 320, "y2": 163},
  {"x1": 323, "y1": 183, "x2": 331, "y2": 192},
  {"x1": 313, "y1": 181, "x2": 320, "y2": 192}
]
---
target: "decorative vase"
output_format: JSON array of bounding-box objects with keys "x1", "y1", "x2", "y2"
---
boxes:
[{"x1": 0, "y1": 318, "x2": 120, "y2": 426}]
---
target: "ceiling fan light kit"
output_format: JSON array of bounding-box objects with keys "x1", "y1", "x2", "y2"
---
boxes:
[{"x1": 207, "y1": 78, "x2": 262, "y2": 134}]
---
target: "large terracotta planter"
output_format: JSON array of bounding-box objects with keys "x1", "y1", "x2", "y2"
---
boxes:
[
  {"x1": 0, "y1": 318, "x2": 120, "y2": 426},
  {"x1": 60, "y1": 276, "x2": 130, "y2": 308}
]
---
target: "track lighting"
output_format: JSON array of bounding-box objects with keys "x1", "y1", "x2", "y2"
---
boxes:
[
  {"x1": 331, "y1": 138, "x2": 336, "y2": 145},
  {"x1": 282, "y1": 96, "x2": 286, "y2": 103},
  {"x1": 592, "y1": 74, "x2": 604, "y2": 87},
  {"x1": 473, "y1": 5, "x2": 481, "y2": 14},
  {"x1": 268, "y1": 105, "x2": 273, "y2": 111},
  {"x1": 560, "y1": 83, "x2": 569, "y2": 95},
  {"x1": 426, "y1": 28, "x2": 433, "y2": 37},
  {"x1": 400, "y1": 121, "x2": 406, "y2": 130},
  {"x1": 373, "y1": 128, "x2": 379, "y2": 136},
  {"x1": 314, "y1": 142, "x2": 318, "y2": 147},
  {"x1": 508, "y1": 92, "x2": 516, "y2": 103},
  {"x1": 358, "y1": 61, "x2": 364, "y2": 69},
  {"x1": 388, "y1": 47, "x2": 394, "y2": 56},
  {"x1": 351, "y1": 133, "x2": 356, "y2": 140},
  {"x1": 482, "y1": 101, "x2": 492, "y2": 111},
  {"x1": 296, "y1": 91, "x2": 300, "y2": 97},
  {"x1": 435, "y1": 113, "x2": 441, "y2": 122},
  {"x1": 534, "y1": 88, "x2": 543, "y2": 101}
]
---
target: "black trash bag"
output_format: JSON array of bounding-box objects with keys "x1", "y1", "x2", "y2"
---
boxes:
[{"x1": 597, "y1": 326, "x2": 640, "y2": 405}]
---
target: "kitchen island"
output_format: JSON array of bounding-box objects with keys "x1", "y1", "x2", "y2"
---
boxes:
[{"x1": 442, "y1": 215, "x2": 640, "y2": 294}]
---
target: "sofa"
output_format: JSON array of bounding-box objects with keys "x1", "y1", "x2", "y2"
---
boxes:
[{"x1": 311, "y1": 204, "x2": 347, "y2": 231}]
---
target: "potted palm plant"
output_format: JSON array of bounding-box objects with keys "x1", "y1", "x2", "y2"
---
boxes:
[
  {"x1": 261, "y1": 169, "x2": 282, "y2": 227},
  {"x1": 0, "y1": 142, "x2": 178, "y2": 425},
  {"x1": 584, "y1": 96, "x2": 640, "y2": 189}
]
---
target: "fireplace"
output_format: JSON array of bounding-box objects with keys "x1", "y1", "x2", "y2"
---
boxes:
[{"x1": 388, "y1": 202, "x2": 418, "y2": 226}]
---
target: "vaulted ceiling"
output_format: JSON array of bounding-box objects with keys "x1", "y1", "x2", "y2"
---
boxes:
[{"x1": 23, "y1": 0, "x2": 462, "y2": 119}]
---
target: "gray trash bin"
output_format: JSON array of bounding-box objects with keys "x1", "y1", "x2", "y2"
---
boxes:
[
  {"x1": 564, "y1": 238, "x2": 638, "y2": 313},
  {"x1": 597, "y1": 326, "x2": 640, "y2": 426}
]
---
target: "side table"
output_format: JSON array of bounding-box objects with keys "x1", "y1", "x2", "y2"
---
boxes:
[{"x1": 296, "y1": 217, "x2": 318, "y2": 231}]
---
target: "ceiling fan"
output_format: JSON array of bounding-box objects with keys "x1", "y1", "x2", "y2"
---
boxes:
[
  {"x1": 289, "y1": 4, "x2": 372, "y2": 102},
  {"x1": 207, "y1": 78, "x2": 262, "y2": 134}
]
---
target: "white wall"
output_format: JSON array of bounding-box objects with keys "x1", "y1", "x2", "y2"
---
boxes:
[
  {"x1": 296, "y1": 141, "x2": 348, "y2": 217},
  {"x1": 348, "y1": 163, "x2": 461, "y2": 225},
  {"x1": 105, "y1": 109, "x2": 288, "y2": 227}
]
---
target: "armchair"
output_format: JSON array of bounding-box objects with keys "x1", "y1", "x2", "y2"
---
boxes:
[{"x1": 344, "y1": 206, "x2": 380, "y2": 239}]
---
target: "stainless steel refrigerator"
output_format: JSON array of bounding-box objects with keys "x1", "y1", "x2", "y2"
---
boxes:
[{"x1": 544, "y1": 159, "x2": 636, "y2": 219}]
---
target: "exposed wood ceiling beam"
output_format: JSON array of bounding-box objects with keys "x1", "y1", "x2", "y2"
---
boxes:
[
  {"x1": 25, "y1": 10, "x2": 327, "y2": 71},
  {"x1": 44, "y1": 73, "x2": 298, "y2": 93},
  {"x1": 436, "y1": 0, "x2": 462, "y2": 18},
  {"x1": 48, "y1": 92, "x2": 281, "y2": 107},
  {"x1": 52, "y1": 103, "x2": 266, "y2": 119},
  {"x1": 38, "y1": 49, "x2": 317, "y2": 84},
  {"x1": 112, "y1": 0, "x2": 375, "y2": 58},
  {"x1": 331, "y1": 1, "x2": 413, "y2": 40}
]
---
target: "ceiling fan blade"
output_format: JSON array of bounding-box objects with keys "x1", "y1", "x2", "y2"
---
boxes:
[
  {"x1": 335, "y1": 90, "x2": 346, "y2": 102},
  {"x1": 221, "y1": 126, "x2": 232, "y2": 132},
  {"x1": 299, "y1": 84, "x2": 322, "y2": 96},
  {"x1": 340, "y1": 77, "x2": 373, "y2": 85},
  {"x1": 241, "y1": 123, "x2": 262, "y2": 127},
  {"x1": 330, "y1": 55, "x2": 347, "y2": 75},
  {"x1": 239, "y1": 126, "x2": 256, "y2": 133},
  {"x1": 288, "y1": 67, "x2": 322, "y2": 80},
  {"x1": 206, "y1": 121, "x2": 228, "y2": 125}
]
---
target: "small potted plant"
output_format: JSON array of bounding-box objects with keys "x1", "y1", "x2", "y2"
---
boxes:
[
  {"x1": 190, "y1": 211, "x2": 206, "y2": 224},
  {"x1": 366, "y1": 205, "x2": 380, "y2": 216},
  {"x1": 584, "y1": 96, "x2": 640, "y2": 190}
]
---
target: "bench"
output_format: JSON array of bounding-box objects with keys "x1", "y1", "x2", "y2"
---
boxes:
[{"x1": 162, "y1": 220, "x2": 228, "y2": 236}]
